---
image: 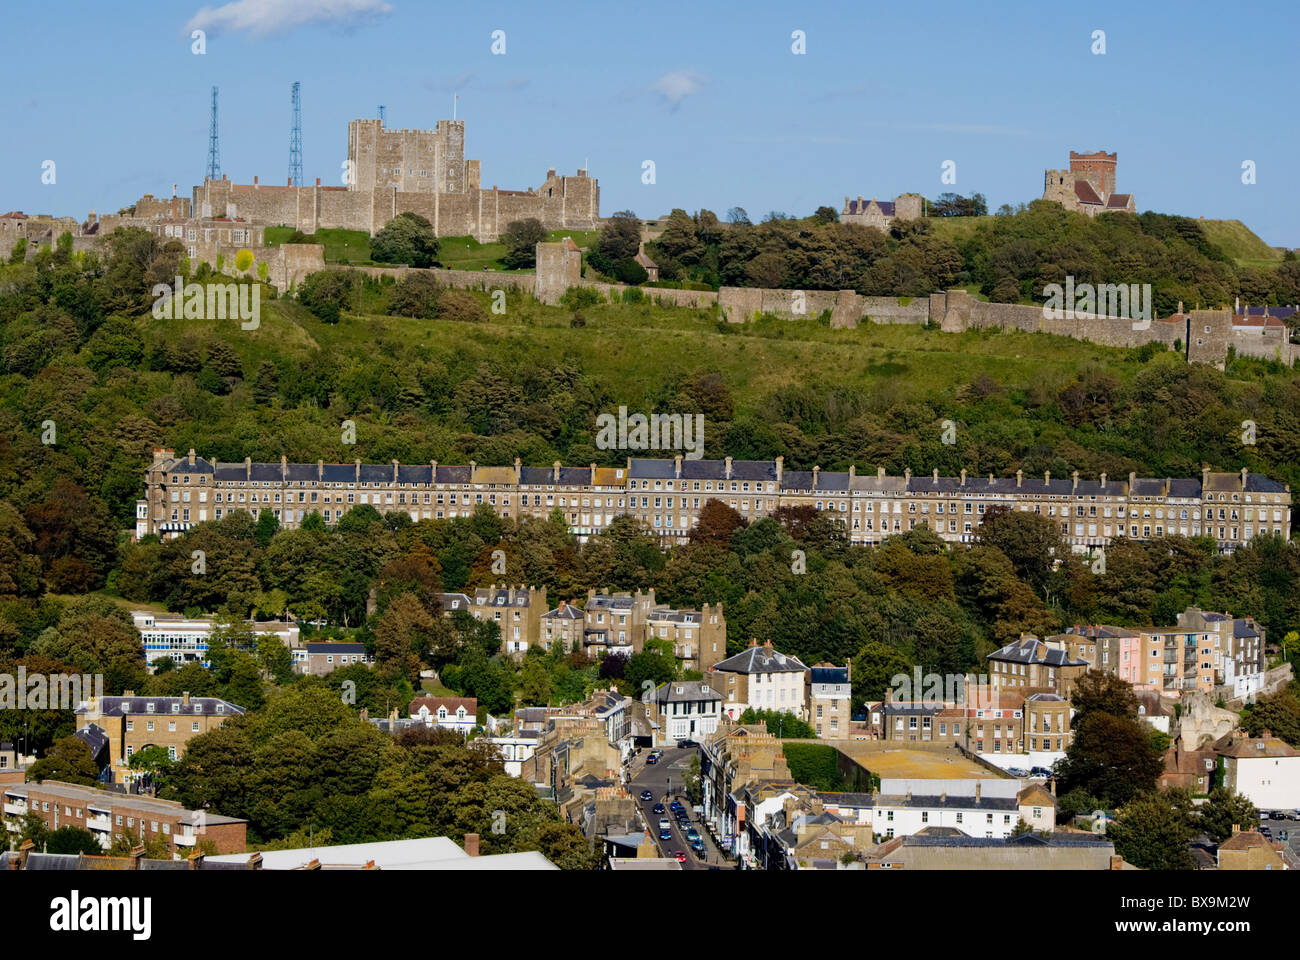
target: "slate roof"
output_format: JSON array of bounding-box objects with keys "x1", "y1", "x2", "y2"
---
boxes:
[
  {"x1": 810, "y1": 666, "x2": 849, "y2": 685},
  {"x1": 712, "y1": 645, "x2": 809, "y2": 675},
  {"x1": 987, "y1": 636, "x2": 1088, "y2": 669},
  {"x1": 305, "y1": 642, "x2": 366, "y2": 654},
  {"x1": 79, "y1": 696, "x2": 244, "y2": 717}
]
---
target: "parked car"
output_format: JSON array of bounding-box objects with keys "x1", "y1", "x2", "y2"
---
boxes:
[
  {"x1": 640, "y1": 790, "x2": 654, "y2": 802},
  {"x1": 677, "y1": 739, "x2": 698, "y2": 749},
  {"x1": 690, "y1": 837, "x2": 705, "y2": 853},
  {"x1": 686, "y1": 827, "x2": 700, "y2": 841},
  {"x1": 1006, "y1": 767, "x2": 1029, "y2": 778},
  {"x1": 1029, "y1": 767, "x2": 1053, "y2": 778},
  {"x1": 645, "y1": 755, "x2": 658, "y2": 765},
  {"x1": 670, "y1": 800, "x2": 684, "y2": 811}
]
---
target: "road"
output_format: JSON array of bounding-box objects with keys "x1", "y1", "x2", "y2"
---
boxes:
[{"x1": 627, "y1": 745, "x2": 733, "y2": 870}]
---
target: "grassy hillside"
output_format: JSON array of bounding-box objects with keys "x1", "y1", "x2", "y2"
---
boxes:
[
  {"x1": 1199, "y1": 219, "x2": 1285, "y2": 269},
  {"x1": 138, "y1": 288, "x2": 1167, "y2": 411}
]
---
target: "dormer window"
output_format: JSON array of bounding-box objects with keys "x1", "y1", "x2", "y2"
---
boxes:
[{"x1": 146, "y1": 703, "x2": 155, "y2": 713}]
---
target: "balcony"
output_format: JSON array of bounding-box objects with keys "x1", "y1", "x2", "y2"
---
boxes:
[
  {"x1": 86, "y1": 814, "x2": 111, "y2": 831},
  {"x1": 173, "y1": 832, "x2": 196, "y2": 847},
  {"x1": 3, "y1": 802, "x2": 26, "y2": 816}
]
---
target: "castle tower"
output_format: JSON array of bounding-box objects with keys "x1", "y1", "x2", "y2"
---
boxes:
[{"x1": 1069, "y1": 150, "x2": 1117, "y2": 199}]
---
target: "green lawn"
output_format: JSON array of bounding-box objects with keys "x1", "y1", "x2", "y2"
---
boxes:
[{"x1": 265, "y1": 227, "x2": 373, "y2": 264}]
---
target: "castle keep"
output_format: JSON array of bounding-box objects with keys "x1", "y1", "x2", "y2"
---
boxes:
[
  {"x1": 140, "y1": 449, "x2": 1290, "y2": 558},
  {"x1": 190, "y1": 116, "x2": 599, "y2": 241}
]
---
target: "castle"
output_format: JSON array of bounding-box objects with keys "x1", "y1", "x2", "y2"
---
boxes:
[
  {"x1": 840, "y1": 193, "x2": 924, "y2": 230},
  {"x1": 1043, "y1": 150, "x2": 1136, "y2": 216},
  {"x1": 139, "y1": 448, "x2": 1290, "y2": 559},
  {"x1": 189, "y1": 116, "x2": 600, "y2": 241}
]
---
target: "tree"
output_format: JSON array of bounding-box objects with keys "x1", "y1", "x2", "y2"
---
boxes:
[
  {"x1": 597, "y1": 210, "x2": 642, "y2": 264},
  {"x1": 371, "y1": 213, "x2": 440, "y2": 267},
  {"x1": 47, "y1": 826, "x2": 104, "y2": 855},
  {"x1": 30, "y1": 735, "x2": 100, "y2": 786},
  {"x1": 689, "y1": 499, "x2": 747, "y2": 543},
  {"x1": 1198, "y1": 787, "x2": 1258, "y2": 843},
  {"x1": 501, "y1": 218, "x2": 547, "y2": 269},
  {"x1": 813, "y1": 206, "x2": 839, "y2": 224},
  {"x1": 374, "y1": 592, "x2": 434, "y2": 683},
  {"x1": 976, "y1": 504, "x2": 1063, "y2": 595},
  {"x1": 1069, "y1": 670, "x2": 1138, "y2": 722},
  {"x1": 624, "y1": 650, "x2": 676, "y2": 699},
  {"x1": 1055, "y1": 712, "x2": 1161, "y2": 807},
  {"x1": 1108, "y1": 791, "x2": 1196, "y2": 870}
]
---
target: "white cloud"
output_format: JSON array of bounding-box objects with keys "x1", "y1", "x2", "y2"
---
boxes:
[
  {"x1": 650, "y1": 69, "x2": 709, "y2": 110},
  {"x1": 185, "y1": 0, "x2": 393, "y2": 37}
]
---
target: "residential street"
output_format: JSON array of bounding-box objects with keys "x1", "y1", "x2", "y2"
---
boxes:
[{"x1": 627, "y1": 746, "x2": 732, "y2": 870}]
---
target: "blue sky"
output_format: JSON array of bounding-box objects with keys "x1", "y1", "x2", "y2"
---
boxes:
[{"x1": 5, "y1": 0, "x2": 1297, "y2": 246}]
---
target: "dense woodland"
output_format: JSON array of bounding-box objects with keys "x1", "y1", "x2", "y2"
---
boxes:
[{"x1": 632, "y1": 202, "x2": 1300, "y2": 314}]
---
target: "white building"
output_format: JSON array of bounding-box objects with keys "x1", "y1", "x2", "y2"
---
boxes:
[
  {"x1": 870, "y1": 778, "x2": 1030, "y2": 840},
  {"x1": 484, "y1": 735, "x2": 539, "y2": 777},
  {"x1": 708, "y1": 641, "x2": 810, "y2": 721},
  {"x1": 133, "y1": 610, "x2": 300, "y2": 669},
  {"x1": 650, "y1": 681, "x2": 722, "y2": 746},
  {"x1": 1217, "y1": 731, "x2": 1300, "y2": 811},
  {"x1": 409, "y1": 697, "x2": 478, "y2": 737}
]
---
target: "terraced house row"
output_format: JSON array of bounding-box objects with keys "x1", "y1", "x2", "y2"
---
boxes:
[{"x1": 139, "y1": 449, "x2": 1292, "y2": 553}]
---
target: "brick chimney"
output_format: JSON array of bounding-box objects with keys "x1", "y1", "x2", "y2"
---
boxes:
[
  {"x1": 464, "y1": 833, "x2": 480, "y2": 857},
  {"x1": 130, "y1": 845, "x2": 146, "y2": 869},
  {"x1": 1110, "y1": 854, "x2": 1123, "y2": 870}
]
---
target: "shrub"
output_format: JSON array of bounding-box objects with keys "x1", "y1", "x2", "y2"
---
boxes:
[
  {"x1": 298, "y1": 269, "x2": 358, "y2": 324},
  {"x1": 390, "y1": 271, "x2": 442, "y2": 318},
  {"x1": 613, "y1": 257, "x2": 649, "y2": 285},
  {"x1": 621, "y1": 286, "x2": 644, "y2": 304},
  {"x1": 257, "y1": 261, "x2": 269, "y2": 281},
  {"x1": 560, "y1": 286, "x2": 602, "y2": 310},
  {"x1": 437, "y1": 289, "x2": 488, "y2": 323},
  {"x1": 570, "y1": 311, "x2": 586, "y2": 328},
  {"x1": 235, "y1": 249, "x2": 254, "y2": 272}
]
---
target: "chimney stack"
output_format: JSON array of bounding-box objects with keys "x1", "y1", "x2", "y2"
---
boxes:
[{"x1": 464, "y1": 833, "x2": 480, "y2": 857}]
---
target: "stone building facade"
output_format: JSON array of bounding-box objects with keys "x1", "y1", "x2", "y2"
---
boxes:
[
  {"x1": 75, "y1": 692, "x2": 244, "y2": 787},
  {"x1": 188, "y1": 116, "x2": 599, "y2": 241},
  {"x1": 840, "y1": 193, "x2": 924, "y2": 230},
  {"x1": 139, "y1": 449, "x2": 1291, "y2": 559}
]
